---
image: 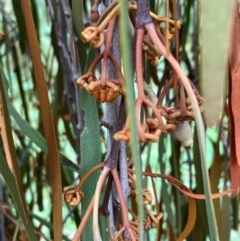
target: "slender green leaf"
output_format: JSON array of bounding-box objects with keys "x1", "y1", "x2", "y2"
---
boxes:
[
  {"x1": 12, "y1": 0, "x2": 27, "y2": 53},
  {"x1": 193, "y1": 127, "x2": 209, "y2": 235},
  {"x1": 220, "y1": 194, "x2": 231, "y2": 241},
  {"x1": 0, "y1": 153, "x2": 38, "y2": 241},
  {"x1": 1, "y1": 66, "x2": 77, "y2": 173},
  {"x1": 72, "y1": 0, "x2": 84, "y2": 41},
  {"x1": 119, "y1": 2, "x2": 144, "y2": 240},
  {"x1": 80, "y1": 88, "x2": 101, "y2": 241},
  {"x1": 170, "y1": 137, "x2": 182, "y2": 235},
  {"x1": 0, "y1": 65, "x2": 47, "y2": 153},
  {"x1": 30, "y1": 213, "x2": 70, "y2": 241},
  {"x1": 80, "y1": 48, "x2": 102, "y2": 241},
  {"x1": 200, "y1": 0, "x2": 234, "y2": 126},
  {"x1": 209, "y1": 142, "x2": 221, "y2": 237},
  {"x1": 231, "y1": 197, "x2": 238, "y2": 230},
  {"x1": 0, "y1": 64, "x2": 31, "y2": 223},
  {"x1": 159, "y1": 139, "x2": 175, "y2": 229}
]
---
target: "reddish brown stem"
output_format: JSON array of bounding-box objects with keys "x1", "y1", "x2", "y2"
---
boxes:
[
  {"x1": 136, "y1": 28, "x2": 145, "y2": 98},
  {"x1": 111, "y1": 168, "x2": 136, "y2": 241},
  {"x1": 101, "y1": 17, "x2": 116, "y2": 86},
  {"x1": 93, "y1": 166, "x2": 111, "y2": 241},
  {"x1": 87, "y1": 53, "x2": 104, "y2": 73},
  {"x1": 135, "y1": 99, "x2": 145, "y2": 141},
  {"x1": 72, "y1": 197, "x2": 94, "y2": 241},
  {"x1": 143, "y1": 97, "x2": 165, "y2": 131},
  {"x1": 156, "y1": 78, "x2": 174, "y2": 108}
]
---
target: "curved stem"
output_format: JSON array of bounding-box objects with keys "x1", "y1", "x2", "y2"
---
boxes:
[
  {"x1": 98, "y1": 4, "x2": 120, "y2": 31},
  {"x1": 87, "y1": 53, "x2": 104, "y2": 73},
  {"x1": 165, "y1": 0, "x2": 170, "y2": 54},
  {"x1": 71, "y1": 197, "x2": 94, "y2": 241},
  {"x1": 135, "y1": 99, "x2": 145, "y2": 141},
  {"x1": 171, "y1": 0, "x2": 179, "y2": 61},
  {"x1": 105, "y1": 17, "x2": 116, "y2": 50},
  {"x1": 99, "y1": 174, "x2": 113, "y2": 216},
  {"x1": 75, "y1": 162, "x2": 104, "y2": 192},
  {"x1": 142, "y1": 97, "x2": 165, "y2": 131},
  {"x1": 93, "y1": 166, "x2": 111, "y2": 241},
  {"x1": 156, "y1": 78, "x2": 174, "y2": 108},
  {"x1": 111, "y1": 168, "x2": 136, "y2": 241},
  {"x1": 143, "y1": 39, "x2": 161, "y2": 57},
  {"x1": 108, "y1": 53, "x2": 125, "y2": 86},
  {"x1": 97, "y1": 1, "x2": 120, "y2": 26},
  {"x1": 136, "y1": 28, "x2": 145, "y2": 98},
  {"x1": 112, "y1": 226, "x2": 125, "y2": 241},
  {"x1": 101, "y1": 17, "x2": 117, "y2": 86}
]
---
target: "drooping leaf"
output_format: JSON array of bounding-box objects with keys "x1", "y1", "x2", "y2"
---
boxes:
[
  {"x1": 209, "y1": 141, "x2": 222, "y2": 237},
  {"x1": 12, "y1": 0, "x2": 27, "y2": 53},
  {"x1": 200, "y1": 0, "x2": 234, "y2": 126},
  {"x1": 220, "y1": 194, "x2": 231, "y2": 241},
  {"x1": 231, "y1": 197, "x2": 239, "y2": 230},
  {"x1": 170, "y1": 137, "x2": 182, "y2": 235},
  {"x1": 0, "y1": 153, "x2": 38, "y2": 241},
  {"x1": 193, "y1": 128, "x2": 209, "y2": 236},
  {"x1": 0, "y1": 65, "x2": 47, "y2": 154},
  {"x1": 177, "y1": 197, "x2": 196, "y2": 241},
  {"x1": 0, "y1": 67, "x2": 38, "y2": 241},
  {"x1": 30, "y1": 213, "x2": 70, "y2": 241},
  {"x1": 21, "y1": 0, "x2": 62, "y2": 240}
]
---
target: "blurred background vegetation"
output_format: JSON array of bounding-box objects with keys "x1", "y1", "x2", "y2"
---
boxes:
[{"x1": 0, "y1": 0, "x2": 239, "y2": 240}]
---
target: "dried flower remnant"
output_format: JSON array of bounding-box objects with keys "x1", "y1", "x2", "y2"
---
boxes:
[
  {"x1": 64, "y1": 189, "x2": 85, "y2": 206},
  {"x1": 81, "y1": 26, "x2": 104, "y2": 48},
  {"x1": 77, "y1": 74, "x2": 123, "y2": 103},
  {"x1": 173, "y1": 121, "x2": 193, "y2": 147},
  {"x1": 77, "y1": 17, "x2": 125, "y2": 103},
  {"x1": 68, "y1": 0, "x2": 214, "y2": 240}
]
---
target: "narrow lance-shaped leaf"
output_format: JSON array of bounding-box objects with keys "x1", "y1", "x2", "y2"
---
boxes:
[
  {"x1": 21, "y1": 0, "x2": 62, "y2": 239},
  {"x1": 0, "y1": 65, "x2": 77, "y2": 170},
  {"x1": 80, "y1": 90, "x2": 102, "y2": 241},
  {"x1": 72, "y1": 0, "x2": 84, "y2": 41},
  {"x1": 119, "y1": 2, "x2": 144, "y2": 240},
  {"x1": 220, "y1": 194, "x2": 231, "y2": 241},
  {"x1": 200, "y1": 0, "x2": 234, "y2": 126},
  {"x1": 0, "y1": 65, "x2": 47, "y2": 153},
  {"x1": 0, "y1": 75, "x2": 38, "y2": 241},
  {"x1": 176, "y1": 197, "x2": 196, "y2": 241},
  {"x1": 80, "y1": 48, "x2": 102, "y2": 241}
]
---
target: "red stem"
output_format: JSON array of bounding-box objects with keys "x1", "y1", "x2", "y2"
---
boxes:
[
  {"x1": 101, "y1": 17, "x2": 116, "y2": 86},
  {"x1": 136, "y1": 28, "x2": 145, "y2": 98},
  {"x1": 72, "y1": 197, "x2": 94, "y2": 241},
  {"x1": 111, "y1": 168, "x2": 136, "y2": 241}
]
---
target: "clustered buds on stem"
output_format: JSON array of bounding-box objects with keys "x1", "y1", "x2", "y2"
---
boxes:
[
  {"x1": 69, "y1": 1, "x2": 205, "y2": 240},
  {"x1": 77, "y1": 1, "x2": 204, "y2": 146},
  {"x1": 77, "y1": 74, "x2": 123, "y2": 103}
]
